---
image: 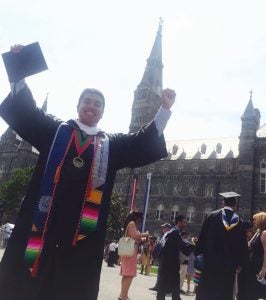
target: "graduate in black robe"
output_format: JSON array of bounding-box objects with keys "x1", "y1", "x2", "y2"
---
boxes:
[
  {"x1": 0, "y1": 45, "x2": 176, "y2": 300},
  {"x1": 195, "y1": 192, "x2": 249, "y2": 300},
  {"x1": 156, "y1": 215, "x2": 195, "y2": 300}
]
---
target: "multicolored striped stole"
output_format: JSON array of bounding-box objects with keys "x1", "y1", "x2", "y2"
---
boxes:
[
  {"x1": 222, "y1": 208, "x2": 239, "y2": 231},
  {"x1": 24, "y1": 123, "x2": 109, "y2": 277}
]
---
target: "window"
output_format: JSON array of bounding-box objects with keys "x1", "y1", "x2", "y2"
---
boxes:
[
  {"x1": 186, "y1": 206, "x2": 195, "y2": 223},
  {"x1": 189, "y1": 185, "x2": 197, "y2": 196},
  {"x1": 156, "y1": 204, "x2": 164, "y2": 220},
  {"x1": 177, "y1": 163, "x2": 184, "y2": 173},
  {"x1": 260, "y1": 159, "x2": 266, "y2": 193},
  {"x1": 225, "y1": 162, "x2": 232, "y2": 174},
  {"x1": 205, "y1": 184, "x2": 214, "y2": 197},
  {"x1": 171, "y1": 205, "x2": 179, "y2": 221},
  {"x1": 192, "y1": 163, "x2": 199, "y2": 174},
  {"x1": 202, "y1": 207, "x2": 212, "y2": 221}
]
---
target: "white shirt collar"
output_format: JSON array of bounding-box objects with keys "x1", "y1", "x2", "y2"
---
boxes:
[{"x1": 74, "y1": 119, "x2": 101, "y2": 135}]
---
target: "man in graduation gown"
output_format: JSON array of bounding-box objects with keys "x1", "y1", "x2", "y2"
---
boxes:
[
  {"x1": 194, "y1": 192, "x2": 249, "y2": 300},
  {"x1": 0, "y1": 45, "x2": 176, "y2": 300},
  {"x1": 156, "y1": 215, "x2": 195, "y2": 300}
]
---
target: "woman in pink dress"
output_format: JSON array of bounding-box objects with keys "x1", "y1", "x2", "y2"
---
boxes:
[{"x1": 118, "y1": 211, "x2": 149, "y2": 300}]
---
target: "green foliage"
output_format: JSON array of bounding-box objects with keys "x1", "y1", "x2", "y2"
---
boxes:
[
  {"x1": 106, "y1": 193, "x2": 128, "y2": 241},
  {"x1": 0, "y1": 167, "x2": 34, "y2": 222}
]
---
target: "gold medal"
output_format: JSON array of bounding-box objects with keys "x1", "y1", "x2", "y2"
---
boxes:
[{"x1": 73, "y1": 156, "x2": 84, "y2": 168}]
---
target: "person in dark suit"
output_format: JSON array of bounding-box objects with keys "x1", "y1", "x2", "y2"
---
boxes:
[
  {"x1": 195, "y1": 192, "x2": 249, "y2": 300},
  {"x1": 156, "y1": 215, "x2": 195, "y2": 300},
  {"x1": 149, "y1": 223, "x2": 172, "y2": 291}
]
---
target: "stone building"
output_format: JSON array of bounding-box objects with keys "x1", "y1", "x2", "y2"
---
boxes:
[
  {"x1": 1, "y1": 23, "x2": 266, "y2": 236},
  {"x1": 114, "y1": 22, "x2": 266, "y2": 236},
  {"x1": 0, "y1": 98, "x2": 47, "y2": 184}
]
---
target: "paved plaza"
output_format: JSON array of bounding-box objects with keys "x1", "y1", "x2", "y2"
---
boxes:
[{"x1": 0, "y1": 248, "x2": 195, "y2": 299}]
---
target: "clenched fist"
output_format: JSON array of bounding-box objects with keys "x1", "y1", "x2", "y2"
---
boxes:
[{"x1": 161, "y1": 88, "x2": 176, "y2": 110}]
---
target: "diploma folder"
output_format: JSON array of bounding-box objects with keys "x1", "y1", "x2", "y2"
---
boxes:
[{"x1": 1, "y1": 42, "x2": 48, "y2": 82}]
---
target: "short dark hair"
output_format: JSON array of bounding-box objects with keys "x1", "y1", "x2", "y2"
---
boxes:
[
  {"x1": 224, "y1": 197, "x2": 237, "y2": 207},
  {"x1": 174, "y1": 214, "x2": 186, "y2": 224},
  {"x1": 78, "y1": 88, "x2": 105, "y2": 108}
]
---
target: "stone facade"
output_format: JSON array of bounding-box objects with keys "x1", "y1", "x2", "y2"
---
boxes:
[{"x1": 0, "y1": 128, "x2": 38, "y2": 184}]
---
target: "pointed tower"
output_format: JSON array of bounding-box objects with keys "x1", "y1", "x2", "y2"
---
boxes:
[
  {"x1": 0, "y1": 127, "x2": 19, "y2": 152},
  {"x1": 238, "y1": 90, "x2": 259, "y2": 165},
  {"x1": 129, "y1": 19, "x2": 163, "y2": 133},
  {"x1": 237, "y1": 90, "x2": 260, "y2": 216}
]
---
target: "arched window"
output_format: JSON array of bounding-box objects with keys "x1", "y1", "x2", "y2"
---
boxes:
[
  {"x1": 156, "y1": 204, "x2": 164, "y2": 220},
  {"x1": 192, "y1": 163, "x2": 199, "y2": 174},
  {"x1": 186, "y1": 205, "x2": 195, "y2": 223},
  {"x1": 225, "y1": 162, "x2": 232, "y2": 174},
  {"x1": 202, "y1": 206, "x2": 212, "y2": 221},
  {"x1": 205, "y1": 184, "x2": 214, "y2": 197},
  {"x1": 171, "y1": 205, "x2": 179, "y2": 221},
  {"x1": 260, "y1": 159, "x2": 266, "y2": 193}
]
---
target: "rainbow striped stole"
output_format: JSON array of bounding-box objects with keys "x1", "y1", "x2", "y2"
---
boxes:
[{"x1": 24, "y1": 124, "x2": 109, "y2": 277}]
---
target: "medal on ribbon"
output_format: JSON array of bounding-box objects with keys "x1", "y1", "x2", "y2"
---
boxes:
[{"x1": 73, "y1": 130, "x2": 93, "y2": 168}]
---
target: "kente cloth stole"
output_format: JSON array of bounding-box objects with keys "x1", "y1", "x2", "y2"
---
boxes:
[
  {"x1": 24, "y1": 123, "x2": 109, "y2": 277},
  {"x1": 222, "y1": 208, "x2": 239, "y2": 231}
]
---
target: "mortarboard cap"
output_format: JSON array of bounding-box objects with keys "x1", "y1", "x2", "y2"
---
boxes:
[
  {"x1": 219, "y1": 191, "x2": 241, "y2": 210},
  {"x1": 2, "y1": 42, "x2": 48, "y2": 82},
  {"x1": 161, "y1": 223, "x2": 172, "y2": 229},
  {"x1": 219, "y1": 192, "x2": 241, "y2": 199}
]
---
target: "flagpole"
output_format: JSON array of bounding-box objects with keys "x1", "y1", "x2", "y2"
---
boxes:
[
  {"x1": 141, "y1": 173, "x2": 152, "y2": 232},
  {"x1": 129, "y1": 173, "x2": 138, "y2": 211}
]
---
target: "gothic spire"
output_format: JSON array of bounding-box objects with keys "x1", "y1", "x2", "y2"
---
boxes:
[
  {"x1": 129, "y1": 20, "x2": 164, "y2": 133},
  {"x1": 138, "y1": 18, "x2": 163, "y2": 93},
  {"x1": 242, "y1": 89, "x2": 256, "y2": 118}
]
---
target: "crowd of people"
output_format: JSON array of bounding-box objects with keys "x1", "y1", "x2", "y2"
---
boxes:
[{"x1": 101, "y1": 197, "x2": 266, "y2": 300}]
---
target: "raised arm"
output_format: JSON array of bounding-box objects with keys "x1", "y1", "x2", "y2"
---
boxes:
[
  {"x1": 110, "y1": 88, "x2": 176, "y2": 170},
  {"x1": 0, "y1": 45, "x2": 61, "y2": 152}
]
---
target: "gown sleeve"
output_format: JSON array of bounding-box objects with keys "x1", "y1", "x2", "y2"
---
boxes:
[
  {"x1": 0, "y1": 85, "x2": 61, "y2": 152},
  {"x1": 109, "y1": 121, "x2": 168, "y2": 170}
]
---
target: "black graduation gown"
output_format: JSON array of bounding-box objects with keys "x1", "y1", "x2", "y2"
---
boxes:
[
  {"x1": 195, "y1": 209, "x2": 248, "y2": 300},
  {"x1": 156, "y1": 228, "x2": 195, "y2": 299},
  {"x1": 0, "y1": 86, "x2": 168, "y2": 300}
]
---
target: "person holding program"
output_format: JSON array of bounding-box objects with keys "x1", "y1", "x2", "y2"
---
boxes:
[{"x1": 0, "y1": 44, "x2": 176, "y2": 300}]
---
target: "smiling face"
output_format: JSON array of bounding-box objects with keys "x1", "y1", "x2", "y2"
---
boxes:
[{"x1": 77, "y1": 91, "x2": 104, "y2": 126}]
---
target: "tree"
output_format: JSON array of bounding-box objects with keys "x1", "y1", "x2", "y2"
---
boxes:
[
  {"x1": 0, "y1": 167, "x2": 34, "y2": 223},
  {"x1": 106, "y1": 193, "x2": 128, "y2": 241}
]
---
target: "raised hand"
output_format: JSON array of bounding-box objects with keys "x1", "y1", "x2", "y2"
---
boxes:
[
  {"x1": 10, "y1": 44, "x2": 24, "y2": 53},
  {"x1": 161, "y1": 88, "x2": 176, "y2": 110}
]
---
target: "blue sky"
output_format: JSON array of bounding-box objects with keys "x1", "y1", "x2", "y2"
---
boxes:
[{"x1": 1, "y1": 0, "x2": 266, "y2": 141}]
